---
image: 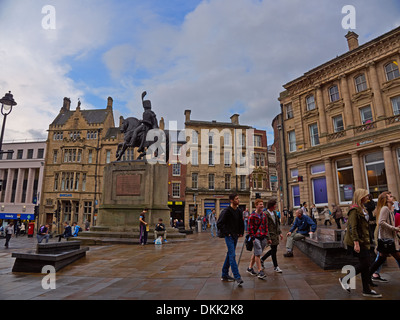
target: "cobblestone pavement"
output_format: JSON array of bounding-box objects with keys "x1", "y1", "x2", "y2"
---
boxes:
[{"x1": 0, "y1": 225, "x2": 399, "y2": 301}]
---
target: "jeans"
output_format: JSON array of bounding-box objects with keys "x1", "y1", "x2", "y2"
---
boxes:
[
  {"x1": 210, "y1": 222, "x2": 217, "y2": 237},
  {"x1": 262, "y1": 244, "x2": 278, "y2": 267},
  {"x1": 37, "y1": 234, "x2": 49, "y2": 243},
  {"x1": 222, "y1": 235, "x2": 241, "y2": 279}
]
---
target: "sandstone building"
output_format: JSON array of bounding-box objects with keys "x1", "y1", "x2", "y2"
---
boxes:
[{"x1": 277, "y1": 27, "x2": 400, "y2": 212}]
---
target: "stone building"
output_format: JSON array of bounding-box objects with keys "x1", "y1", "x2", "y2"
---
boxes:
[
  {"x1": 277, "y1": 27, "x2": 400, "y2": 212},
  {"x1": 183, "y1": 110, "x2": 272, "y2": 228},
  {"x1": 0, "y1": 141, "x2": 46, "y2": 227},
  {"x1": 40, "y1": 97, "x2": 119, "y2": 232}
]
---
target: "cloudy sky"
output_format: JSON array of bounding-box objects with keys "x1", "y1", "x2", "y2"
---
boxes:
[{"x1": 0, "y1": 0, "x2": 399, "y2": 144}]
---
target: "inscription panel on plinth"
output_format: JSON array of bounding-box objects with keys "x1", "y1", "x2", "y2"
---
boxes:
[{"x1": 116, "y1": 174, "x2": 141, "y2": 196}]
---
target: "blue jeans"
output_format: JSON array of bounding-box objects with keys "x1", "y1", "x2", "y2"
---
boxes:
[
  {"x1": 210, "y1": 222, "x2": 217, "y2": 237},
  {"x1": 222, "y1": 235, "x2": 241, "y2": 279}
]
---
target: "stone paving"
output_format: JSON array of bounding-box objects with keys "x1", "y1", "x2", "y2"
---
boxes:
[{"x1": 0, "y1": 225, "x2": 399, "y2": 301}]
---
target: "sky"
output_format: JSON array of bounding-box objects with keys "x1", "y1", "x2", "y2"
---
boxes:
[{"x1": 0, "y1": 0, "x2": 399, "y2": 145}]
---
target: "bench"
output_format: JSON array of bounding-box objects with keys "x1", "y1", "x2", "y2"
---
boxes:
[
  {"x1": 12, "y1": 241, "x2": 89, "y2": 273},
  {"x1": 293, "y1": 228, "x2": 359, "y2": 270}
]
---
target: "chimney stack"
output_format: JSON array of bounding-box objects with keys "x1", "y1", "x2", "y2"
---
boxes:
[
  {"x1": 61, "y1": 97, "x2": 71, "y2": 112},
  {"x1": 107, "y1": 97, "x2": 113, "y2": 109},
  {"x1": 230, "y1": 114, "x2": 239, "y2": 125},
  {"x1": 184, "y1": 110, "x2": 191, "y2": 123},
  {"x1": 345, "y1": 31, "x2": 359, "y2": 51}
]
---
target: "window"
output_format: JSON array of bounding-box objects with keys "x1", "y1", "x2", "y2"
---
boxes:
[
  {"x1": 53, "y1": 131, "x2": 63, "y2": 140},
  {"x1": 336, "y1": 158, "x2": 354, "y2": 203},
  {"x1": 286, "y1": 104, "x2": 293, "y2": 119},
  {"x1": 224, "y1": 132, "x2": 231, "y2": 146},
  {"x1": 37, "y1": 148, "x2": 44, "y2": 158},
  {"x1": 88, "y1": 150, "x2": 93, "y2": 164},
  {"x1": 172, "y1": 163, "x2": 181, "y2": 176},
  {"x1": 355, "y1": 74, "x2": 367, "y2": 92},
  {"x1": 290, "y1": 168, "x2": 298, "y2": 178},
  {"x1": 6, "y1": 151, "x2": 12, "y2": 160},
  {"x1": 391, "y1": 96, "x2": 400, "y2": 115},
  {"x1": 87, "y1": 130, "x2": 98, "y2": 140},
  {"x1": 173, "y1": 145, "x2": 180, "y2": 156},
  {"x1": 240, "y1": 175, "x2": 246, "y2": 190},
  {"x1": 311, "y1": 163, "x2": 325, "y2": 174},
  {"x1": 365, "y1": 151, "x2": 387, "y2": 199},
  {"x1": 306, "y1": 95, "x2": 315, "y2": 111},
  {"x1": 63, "y1": 148, "x2": 83, "y2": 163},
  {"x1": 224, "y1": 151, "x2": 231, "y2": 167},
  {"x1": 17, "y1": 150, "x2": 23, "y2": 159},
  {"x1": 224, "y1": 174, "x2": 231, "y2": 190},
  {"x1": 106, "y1": 150, "x2": 111, "y2": 163},
  {"x1": 192, "y1": 149, "x2": 198, "y2": 165},
  {"x1": 54, "y1": 173, "x2": 59, "y2": 191},
  {"x1": 360, "y1": 105, "x2": 373, "y2": 124},
  {"x1": 192, "y1": 130, "x2": 198, "y2": 144},
  {"x1": 309, "y1": 123, "x2": 320, "y2": 146},
  {"x1": 191, "y1": 173, "x2": 198, "y2": 189},
  {"x1": 292, "y1": 185, "x2": 300, "y2": 207},
  {"x1": 385, "y1": 62, "x2": 400, "y2": 81},
  {"x1": 208, "y1": 132, "x2": 214, "y2": 145},
  {"x1": 288, "y1": 131, "x2": 296, "y2": 152},
  {"x1": 329, "y1": 85, "x2": 340, "y2": 102},
  {"x1": 84, "y1": 201, "x2": 92, "y2": 214},
  {"x1": 254, "y1": 135, "x2": 262, "y2": 147},
  {"x1": 172, "y1": 183, "x2": 180, "y2": 197},
  {"x1": 208, "y1": 150, "x2": 214, "y2": 166},
  {"x1": 27, "y1": 149, "x2": 34, "y2": 159},
  {"x1": 208, "y1": 174, "x2": 215, "y2": 190},
  {"x1": 333, "y1": 115, "x2": 344, "y2": 132},
  {"x1": 53, "y1": 150, "x2": 58, "y2": 163}
]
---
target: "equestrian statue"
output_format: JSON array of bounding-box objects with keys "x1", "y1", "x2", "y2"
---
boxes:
[{"x1": 116, "y1": 91, "x2": 169, "y2": 162}]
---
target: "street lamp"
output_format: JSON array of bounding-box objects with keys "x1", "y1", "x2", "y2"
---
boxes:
[{"x1": 0, "y1": 91, "x2": 17, "y2": 155}]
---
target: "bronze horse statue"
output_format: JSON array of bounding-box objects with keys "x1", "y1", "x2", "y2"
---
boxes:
[{"x1": 116, "y1": 117, "x2": 169, "y2": 162}]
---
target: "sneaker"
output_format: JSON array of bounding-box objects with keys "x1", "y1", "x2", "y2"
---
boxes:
[
  {"x1": 339, "y1": 277, "x2": 351, "y2": 293},
  {"x1": 246, "y1": 268, "x2": 257, "y2": 276},
  {"x1": 372, "y1": 274, "x2": 388, "y2": 283},
  {"x1": 274, "y1": 267, "x2": 283, "y2": 273},
  {"x1": 258, "y1": 271, "x2": 267, "y2": 279},
  {"x1": 235, "y1": 278, "x2": 244, "y2": 286},
  {"x1": 221, "y1": 275, "x2": 235, "y2": 282},
  {"x1": 362, "y1": 290, "x2": 382, "y2": 298},
  {"x1": 283, "y1": 251, "x2": 293, "y2": 257}
]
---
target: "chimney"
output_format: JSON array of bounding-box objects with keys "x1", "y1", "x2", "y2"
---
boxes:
[
  {"x1": 61, "y1": 97, "x2": 71, "y2": 112},
  {"x1": 184, "y1": 110, "x2": 191, "y2": 123},
  {"x1": 345, "y1": 31, "x2": 359, "y2": 51},
  {"x1": 119, "y1": 116, "x2": 124, "y2": 127},
  {"x1": 230, "y1": 114, "x2": 239, "y2": 125},
  {"x1": 107, "y1": 97, "x2": 113, "y2": 109}
]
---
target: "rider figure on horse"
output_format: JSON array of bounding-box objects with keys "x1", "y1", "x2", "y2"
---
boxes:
[{"x1": 130, "y1": 91, "x2": 159, "y2": 152}]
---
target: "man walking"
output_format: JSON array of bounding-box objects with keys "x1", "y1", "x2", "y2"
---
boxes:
[
  {"x1": 246, "y1": 198, "x2": 270, "y2": 279},
  {"x1": 4, "y1": 221, "x2": 14, "y2": 248},
  {"x1": 283, "y1": 209, "x2": 317, "y2": 257},
  {"x1": 217, "y1": 193, "x2": 245, "y2": 286},
  {"x1": 209, "y1": 209, "x2": 217, "y2": 237}
]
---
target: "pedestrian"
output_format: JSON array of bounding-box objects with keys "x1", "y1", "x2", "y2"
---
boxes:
[
  {"x1": 322, "y1": 206, "x2": 332, "y2": 226},
  {"x1": 288, "y1": 208, "x2": 294, "y2": 225},
  {"x1": 301, "y1": 202, "x2": 308, "y2": 216},
  {"x1": 340, "y1": 188, "x2": 381, "y2": 298},
  {"x1": 365, "y1": 194, "x2": 377, "y2": 245},
  {"x1": 72, "y1": 222, "x2": 81, "y2": 237},
  {"x1": 58, "y1": 221, "x2": 72, "y2": 242},
  {"x1": 4, "y1": 221, "x2": 14, "y2": 248},
  {"x1": 154, "y1": 218, "x2": 167, "y2": 242},
  {"x1": 246, "y1": 198, "x2": 270, "y2": 279},
  {"x1": 369, "y1": 191, "x2": 400, "y2": 283},
  {"x1": 331, "y1": 203, "x2": 343, "y2": 229},
  {"x1": 37, "y1": 224, "x2": 50, "y2": 243},
  {"x1": 261, "y1": 199, "x2": 283, "y2": 273},
  {"x1": 243, "y1": 207, "x2": 249, "y2": 232},
  {"x1": 20, "y1": 223, "x2": 26, "y2": 235},
  {"x1": 282, "y1": 207, "x2": 289, "y2": 225},
  {"x1": 139, "y1": 208, "x2": 149, "y2": 245},
  {"x1": 84, "y1": 219, "x2": 90, "y2": 231},
  {"x1": 311, "y1": 204, "x2": 319, "y2": 224},
  {"x1": 216, "y1": 193, "x2": 245, "y2": 286},
  {"x1": 209, "y1": 209, "x2": 217, "y2": 237},
  {"x1": 283, "y1": 208, "x2": 316, "y2": 257}
]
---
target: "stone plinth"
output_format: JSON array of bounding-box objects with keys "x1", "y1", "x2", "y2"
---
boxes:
[{"x1": 96, "y1": 160, "x2": 171, "y2": 231}]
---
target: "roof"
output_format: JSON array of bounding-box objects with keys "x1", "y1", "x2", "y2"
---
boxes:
[{"x1": 51, "y1": 109, "x2": 110, "y2": 127}]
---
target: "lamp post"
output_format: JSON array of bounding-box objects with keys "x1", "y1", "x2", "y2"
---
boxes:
[{"x1": 0, "y1": 91, "x2": 17, "y2": 155}]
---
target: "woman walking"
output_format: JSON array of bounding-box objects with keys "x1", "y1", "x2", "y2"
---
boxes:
[
  {"x1": 341, "y1": 189, "x2": 381, "y2": 297},
  {"x1": 369, "y1": 191, "x2": 400, "y2": 281}
]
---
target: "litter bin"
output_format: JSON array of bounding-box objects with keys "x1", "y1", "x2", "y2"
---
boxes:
[
  {"x1": 28, "y1": 222, "x2": 35, "y2": 238},
  {"x1": 197, "y1": 220, "x2": 202, "y2": 232}
]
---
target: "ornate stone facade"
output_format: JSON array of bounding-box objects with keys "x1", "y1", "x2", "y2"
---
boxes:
[{"x1": 277, "y1": 27, "x2": 400, "y2": 212}]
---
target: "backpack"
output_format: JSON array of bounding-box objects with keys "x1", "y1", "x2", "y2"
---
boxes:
[{"x1": 39, "y1": 225, "x2": 45, "y2": 234}]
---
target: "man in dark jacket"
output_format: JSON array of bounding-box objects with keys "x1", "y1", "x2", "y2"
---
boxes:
[
  {"x1": 217, "y1": 193, "x2": 245, "y2": 286},
  {"x1": 283, "y1": 209, "x2": 317, "y2": 257}
]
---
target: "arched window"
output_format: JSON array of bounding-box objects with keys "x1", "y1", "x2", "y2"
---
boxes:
[
  {"x1": 354, "y1": 74, "x2": 367, "y2": 92},
  {"x1": 385, "y1": 62, "x2": 400, "y2": 81}
]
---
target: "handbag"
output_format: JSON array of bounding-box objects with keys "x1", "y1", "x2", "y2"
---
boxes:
[
  {"x1": 377, "y1": 238, "x2": 396, "y2": 254},
  {"x1": 377, "y1": 211, "x2": 396, "y2": 254}
]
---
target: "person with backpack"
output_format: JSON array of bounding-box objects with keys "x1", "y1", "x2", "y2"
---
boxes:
[{"x1": 37, "y1": 224, "x2": 50, "y2": 243}]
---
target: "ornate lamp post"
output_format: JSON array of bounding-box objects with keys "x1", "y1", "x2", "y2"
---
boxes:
[{"x1": 0, "y1": 91, "x2": 17, "y2": 155}]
